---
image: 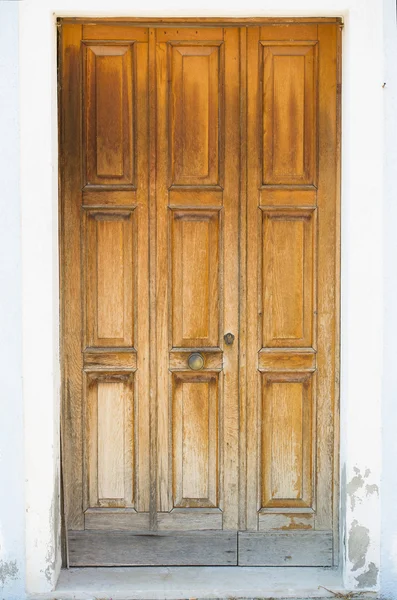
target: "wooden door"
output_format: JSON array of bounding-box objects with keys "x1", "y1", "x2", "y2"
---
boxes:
[{"x1": 60, "y1": 19, "x2": 340, "y2": 567}]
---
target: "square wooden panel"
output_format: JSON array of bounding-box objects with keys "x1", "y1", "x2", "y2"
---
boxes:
[
  {"x1": 83, "y1": 43, "x2": 135, "y2": 188},
  {"x1": 261, "y1": 371, "x2": 314, "y2": 510},
  {"x1": 262, "y1": 42, "x2": 317, "y2": 186}
]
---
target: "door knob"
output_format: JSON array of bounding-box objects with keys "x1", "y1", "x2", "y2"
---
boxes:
[
  {"x1": 224, "y1": 332, "x2": 235, "y2": 345},
  {"x1": 188, "y1": 353, "x2": 204, "y2": 371}
]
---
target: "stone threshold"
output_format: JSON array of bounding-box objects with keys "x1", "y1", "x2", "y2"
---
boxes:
[{"x1": 27, "y1": 566, "x2": 378, "y2": 600}]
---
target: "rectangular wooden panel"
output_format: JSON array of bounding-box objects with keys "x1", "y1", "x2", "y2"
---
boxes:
[
  {"x1": 258, "y1": 349, "x2": 316, "y2": 372},
  {"x1": 171, "y1": 210, "x2": 220, "y2": 347},
  {"x1": 84, "y1": 349, "x2": 137, "y2": 370},
  {"x1": 157, "y1": 28, "x2": 223, "y2": 42},
  {"x1": 170, "y1": 44, "x2": 221, "y2": 186},
  {"x1": 69, "y1": 531, "x2": 238, "y2": 566},
  {"x1": 85, "y1": 210, "x2": 134, "y2": 348},
  {"x1": 170, "y1": 350, "x2": 223, "y2": 371},
  {"x1": 83, "y1": 189, "x2": 136, "y2": 206},
  {"x1": 158, "y1": 510, "x2": 222, "y2": 530},
  {"x1": 84, "y1": 43, "x2": 134, "y2": 187},
  {"x1": 169, "y1": 188, "x2": 223, "y2": 207},
  {"x1": 260, "y1": 24, "x2": 318, "y2": 41},
  {"x1": 261, "y1": 372, "x2": 314, "y2": 509},
  {"x1": 173, "y1": 373, "x2": 219, "y2": 508},
  {"x1": 259, "y1": 187, "x2": 316, "y2": 207},
  {"x1": 259, "y1": 512, "x2": 314, "y2": 531},
  {"x1": 262, "y1": 209, "x2": 315, "y2": 348},
  {"x1": 85, "y1": 372, "x2": 134, "y2": 508},
  {"x1": 85, "y1": 509, "x2": 149, "y2": 530},
  {"x1": 262, "y1": 42, "x2": 317, "y2": 185},
  {"x1": 238, "y1": 531, "x2": 332, "y2": 566},
  {"x1": 83, "y1": 24, "x2": 148, "y2": 41}
]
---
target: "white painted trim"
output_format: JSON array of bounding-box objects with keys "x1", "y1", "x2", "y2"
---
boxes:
[{"x1": 17, "y1": 0, "x2": 385, "y2": 595}]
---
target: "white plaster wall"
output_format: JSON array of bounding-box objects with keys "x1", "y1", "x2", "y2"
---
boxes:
[
  {"x1": 14, "y1": 0, "x2": 388, "y2": 596},
  {"x1": 0, "y1": 3, "x2": 26, "y2": 599},
  {"x1": 381, "y1": 0, "x2": 397, "y2": 597}
]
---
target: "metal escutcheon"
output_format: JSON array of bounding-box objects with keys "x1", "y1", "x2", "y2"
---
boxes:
[
  {"x1": 188, "y1": 352, "x2": 205, "y2": 371},
  {"x1": 224, "y1": 332, "x2": 235, "y2": 345}
]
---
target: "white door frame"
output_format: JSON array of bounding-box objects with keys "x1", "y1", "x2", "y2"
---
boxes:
[{"x1": 16, "y1": 0, "x2": 386, "y2": 594}]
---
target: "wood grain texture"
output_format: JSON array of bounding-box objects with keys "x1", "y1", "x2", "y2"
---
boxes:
[
  {"x1": 258, "y1": 512, "x2": 314, "y2": 531},
  {"x1": 85, "y1": 509, "x2": 150, "y2": 530},
  {"x1": 222, "y1": 27, "x2": 240, "y2": 531},
  {"x1": 245, "y1": 24, "x2": 339, "y2": 565},
  {"x1": 258, "y1": 349, "x2": 316, "y2": 371},
  {"x1": 238, "y1": 531, "x2": 333, "y2": 566},
  {"x1": 61, "y1": 22, "x2": 84, "y2": 531},
  {"x1": 69, "y1": 530, "x2": 238, "y2": 566},
  {"x1": 60, "y1": 19, "x2": 340, "y2": 566},
  {"x1": 170, "y1": 44, "x2": 221, "y2": 186},
  {"x1": 261, "y1": 372, "x2": 314, "y2": 509},
  {"x1": 83, "y1": 24, "x2": 148, "y2": 41},
  {"x1": 262, "y1": 42, "x2": 317, "y2": 186},
  {"x1": 171, "y1": 210, "x2": 220, "y2": 347},
  {"x1": 84, "y1": 43, "x2": 134, "y2": 187},
  {"x1": 262, "y1": 209, "x2": 315, "y2": 348},
  {"x1": 84, "y1": 210, "x2": 134, "y2": 348},
  {"x1": 316, "y1": 25, "x2": 340, "y2": 557},
  {"x1": 172, "y1": 373, "x2": 219, "y2": 508},
  {"x1": 85, "y1": 372, "x2": 134, "y2": 508},
  {"x1": 158, "y1": 510, "x2": 223, "y2": 530}
]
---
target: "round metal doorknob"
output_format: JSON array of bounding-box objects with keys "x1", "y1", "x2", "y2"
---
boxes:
[{"x1": 188, "y1": 353, "x2": 205, "y2": 371}]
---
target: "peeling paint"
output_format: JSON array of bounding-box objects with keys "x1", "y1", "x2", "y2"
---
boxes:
[
  {"x1": 365, "y1": 483, "x2": 379, "y2": 497},
  {"x1": 348, "y1": 519, "x2": 370, "y2": 572},
  {"x1": 355, "y1": 561, "x2": 379, "y2": 589},
  {"x1": 0, "y1": 559, "x2": 18, "y2": 587},
  {"x1": 347, "y1": 473, "x2": 364, "y2": 510}
]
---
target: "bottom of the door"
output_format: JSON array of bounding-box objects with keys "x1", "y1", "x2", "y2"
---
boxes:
[
  {"x1": 68, "y1": 530, "x2": 334, "y2": 567},
  {"x1": 68, "y1": 530, "x2": 238, "y2": 566},
  {"x1": 238, "y1": 531, "x2": 333, "y2": 567}
]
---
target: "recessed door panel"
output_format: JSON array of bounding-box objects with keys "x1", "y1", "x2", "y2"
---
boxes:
[
  {"x1": 84, "y1": 43, "x2": 134, "y2": 187},
  {"x1": 170, "y1": 44, "x2": 221, "y2": 186},
  {"x1": 171, "y1": 210, "x2": 220, "y2": 347},
  {"x1": 261, "y1": 372, "x2": 314, "y2": 509},
  {"x1": 262, "y1": 209, "x2": 315, "y2": 348},
  {"x1": 85, "y1": 373, "x2": 134, "y2": 508},
  {"x1": 262, "y1": 43, "x2": 317, "y2": 186},
  {"x1": 173, "y1": 372, "x2": 219, "y2": 508},
  {"x1": 85, "y1": 210, "x2": 134, "y2": 348}
]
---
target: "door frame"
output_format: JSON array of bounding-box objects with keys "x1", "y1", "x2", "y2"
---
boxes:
[
  {"x1": 58, "y1": 16, "x2": 341, "y2": 568},
  {"x1": 18, "y1": 4, "x2": 384, "y2": 595}
]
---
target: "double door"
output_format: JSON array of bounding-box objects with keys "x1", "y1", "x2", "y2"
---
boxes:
[{"x1": 60, "y1": 19, "x2": 340, "y2": 567}]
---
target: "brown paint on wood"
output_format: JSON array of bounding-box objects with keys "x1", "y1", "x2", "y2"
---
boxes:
[{"x1": 60, "y1": 19, "x2": 340, "y2": 566}]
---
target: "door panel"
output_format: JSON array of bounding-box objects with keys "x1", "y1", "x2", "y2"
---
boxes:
[
  {"x1": 243, "y1": 23, "x2": 339, "y2": 566},
  {"x1": 84, "y1": 42, "x2": 135, "y2": 187},
  {"x1": 155, "y1": 26, "x2": 240, "y2": 535},
  {"x1": 171, "y1": 209, "x2": 220, "y2": 347},
  {"x1": 60, "y1": 19, "x2": 340, "y2": 567},
  {"x1": 173, "y1": 372, "x2": 219, "y2": 508},
  {"x1": 262, "y1": 209, "x2": 315, "y2": 348},
  {"x1": 262, "y1": 42, "x2": 317, "y2": 186}
]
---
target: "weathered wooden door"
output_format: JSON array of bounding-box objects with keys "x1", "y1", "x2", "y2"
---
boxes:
[{"x1": 60, "y1": 19, "x2": 340, "y2": 567}]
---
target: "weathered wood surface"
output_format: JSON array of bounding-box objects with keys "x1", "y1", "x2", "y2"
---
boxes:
[
  {"x1": 238, "y1": 531, "x2": 333, "y2": 566},
  {"x1": 69, "y1": 531, "x2": 238, "y2": 566}
]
